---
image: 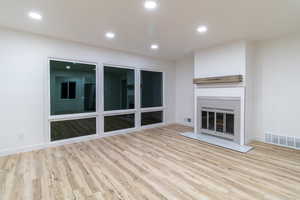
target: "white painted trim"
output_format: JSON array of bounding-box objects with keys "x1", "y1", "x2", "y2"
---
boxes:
[
  {"x1": 135, "y1": 69, "x2": 141, "y2": 129},
  {"x1": 98, "y1": 64, "x2": 104, "y2": 136},
  {"x1": 47, "y1": 58, "x2": 100, "y2": 144},
  {"x1": 103, "y1": 63, "x2": 137, "y2": 70},
  {"x1": 139, "y1": 67, "x2": 165, "y2": 73},
  {"x1": 140, "y1": 69, "x2": 165, "y2": 124},
  {"x1": 140, "y1": 107, "x2": 165, "y2": 112},
  {"x1": 176, "y1": 122, "x2": 194, "y2": 128},
  {"x1": 0, "y1": 123, "x2": 169, "y2": 157},
  {"x1": 49, "y1": 133, "x2": 98, "y2": 145},
  {"x1": 141, "y1": 122, "x2": 166, "y2": 129},
  {"x1": 48, "y1": 57, "x2": 99, "y2": 66},
  {"x1": 49, "y1": 112, "x2": 98, "y2": 121},
  {"x1": 103, "y1": 109, "x2": 136, "y2": 116},
  {"x1": 103, "y1": 127, "x2": 137, "y2": 135}
]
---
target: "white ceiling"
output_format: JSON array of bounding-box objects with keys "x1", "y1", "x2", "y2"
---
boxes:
[{"x1": 0, "y1": 0, "x2": 300, "y2": 61}]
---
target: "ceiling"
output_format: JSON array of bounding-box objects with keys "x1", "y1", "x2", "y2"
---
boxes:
[{"x1": 0, "y1": 0, "x2": 300, "y2": 61}]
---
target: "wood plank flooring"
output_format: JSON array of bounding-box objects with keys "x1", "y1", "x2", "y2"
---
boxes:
[{"x1": 0, "y1": 124, "x2": 300, "y2": 200}]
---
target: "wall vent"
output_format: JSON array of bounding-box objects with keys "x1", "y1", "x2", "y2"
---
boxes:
[
  {"x1": 265, "y1": 133, "x2": 299, "y2": 150},
  {"x1": 265, "y1": 133, "x2": 272, "y2": 143},
  {"x1": 279, "y1": 136, "x2": 287, "y2": 146}
]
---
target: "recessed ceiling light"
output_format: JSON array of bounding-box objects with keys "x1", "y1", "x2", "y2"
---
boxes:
[
  {"x1": 66, "y1": 66, "x2": 71, "y2": 69},
  {"x1": 105, "y1": 32, "x2": 115, "y2": 39},
  {"x1": 28, "y1": 12, "x2": 42, "y2": 20},
  {"x1": 151, "y1": 44, "x2": 159, "y2": 50},
  {"x1": 197, "y1": 25, "x2": 208, "y2": 34},
  {"x1": 144, "y1": 0, "x2": 157, "y2": 10}
]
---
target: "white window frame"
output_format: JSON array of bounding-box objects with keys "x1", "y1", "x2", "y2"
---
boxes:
[
  {"x1": 47, "y1": 57, "x2": 99, "y2": 143},
  {"x1": 46, "y1": 59, "x2": 166, "y2": 144},
  {"x1": 140, "y1": 69, "x2": 165, "y2": 128},
  {"x1": 102, "y1": 64, "x2": 137, "y2": 134}
]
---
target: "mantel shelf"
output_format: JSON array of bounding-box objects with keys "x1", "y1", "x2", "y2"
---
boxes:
[{"x1": 193, "y1": 75, "x2": 243, "y2": 85}]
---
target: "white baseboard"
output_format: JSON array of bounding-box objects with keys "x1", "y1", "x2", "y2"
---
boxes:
[
  {"x1": 0, "y1": 123, "x2": 169, "y2": 157},
  {"x1": 175, "y1": 122, "x2": 194, "y2": 127},
  {"x1": 0, "y1": 143, "x2": 47, "y2": 157}
]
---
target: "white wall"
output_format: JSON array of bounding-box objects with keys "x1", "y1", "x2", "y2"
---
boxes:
[
  {"x1": 253, "y1": 34, "x2": 300, "y2": 141},
  {"x1": 174, "y1": 35, "x2": 300, "y2": 144},
  {"x1": 175, "y1": 55, "x2": 194, "y2": 126},
  {"x1": 194, "y1": 41, "x2": 246, "y2": 79},
  {"x1": 245, "y1": 43, "x2": 256, "y2": 143},
  {"x1": 0, "y1": 28, "x2": 175, "y2": 154}
]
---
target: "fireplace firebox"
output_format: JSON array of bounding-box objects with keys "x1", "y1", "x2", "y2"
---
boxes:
[{"x1": 197, "y1": 97, "x2": 241, "y2": 144}]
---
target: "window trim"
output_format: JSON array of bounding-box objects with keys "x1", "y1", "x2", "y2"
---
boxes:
[
  {"x1": 49, "y1": 112, "x2": 98, "y2": 122},
  {"x1": 50, "y1": 116, "x2": 98, "y2": 142},
  {"x1": 47, "y1": 57, "x2": 99, "y2": 143},
  {"x1": 102, "y1": 64, "x2": 137, "y2": 113},
  {"x1": 141, "y1": 110, "x2": 164, "y2": 127},
  {"x1": 140, "y1": 69, "x2": 164, "y2": 109},
  {"x1": 139, "y1": 69, "x2": 165, "y2": 127},
  {"x1": 46, "y1": 59, "x2": 166, "y2": 144},
  {"x1": 103, "y1": 113, "x2": 136, "y2": 134},
  {"x1": 101, "y1": 64, "x2": 138, "y2": 134}
]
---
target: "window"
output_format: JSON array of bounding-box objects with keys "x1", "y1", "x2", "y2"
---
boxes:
[
  {"x1": 140, "y1": 70, "x2": 164, "y2": 126},
  {"x1": 51, "y1": 118, "x2": 96, "y2": 141},
  {"x1": 103, "y1": 66, "x2": 136, "y2": 133},
  {"x1": 104, "y1": 66, "x2": 135, "y2": 111},
  {"x1": 141, "y1": 71, "x2": 163, "y2": 108},
  {"x1": 49, "y1": 59, "x2": 97, "y2": 141},
  {"x1": 104, "y1": 114, "x2": 135, "y2": 132},
  {"x1": 48, "y1": 61, "x2": 165, "y2": 141},
  {"x1": 202, "y1": 111, "x2": 207, "y2": 129},
  {"x1": 61, "y1": 81, "x2": 76, "y2": 99},
  {"x1": 141, "y1": 111, "x2": 163, "y2": 126},
  {"x1": 50, "y1": 60, "x2": 96, "y2": 115}
]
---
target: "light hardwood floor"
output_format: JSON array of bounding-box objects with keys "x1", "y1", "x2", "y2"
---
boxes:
[{"x1": 0, "y1": 124, "x2": 300, "y2": 200}]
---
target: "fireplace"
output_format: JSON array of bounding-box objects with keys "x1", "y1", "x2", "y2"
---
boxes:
[
  {"x1": 197, "y1": 97, "x2": 241, "y2": 144},
  {"x1": 181, "y1": 82, "x2": 253, "y2": 152}
]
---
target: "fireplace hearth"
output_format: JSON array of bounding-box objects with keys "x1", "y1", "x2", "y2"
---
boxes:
[{"x1": 181, "y1": 94, "x2": 252, "y2": 152}]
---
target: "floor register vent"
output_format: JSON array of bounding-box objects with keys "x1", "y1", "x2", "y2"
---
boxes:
[{"x1": 265, "y1": 133, "x2": 300, "y2": 149}]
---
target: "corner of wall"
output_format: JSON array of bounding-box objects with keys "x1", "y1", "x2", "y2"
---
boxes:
[{"x1": 174, "y1": 54, "x2": 195, "y2": 127}]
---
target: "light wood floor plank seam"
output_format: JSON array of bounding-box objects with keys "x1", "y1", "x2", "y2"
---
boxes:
[{"x1": 0, "y1": 124, "x2": 299, "y2": 200}]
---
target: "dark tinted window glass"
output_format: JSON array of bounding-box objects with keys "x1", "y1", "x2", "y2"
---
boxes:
[
  {"x1": 141, "y1": 111, "x2": 163, "y2": 126},
  {"x1": 202, "y1": 111, "x2": 207, "y2": 129},
  {"x1": 141, "y1": 71, "x2": 163, "y2": 108},
  {"x1": 226, "y1": 114, "x2": 234, "y2": 135},
  {"x1": 51, "y1": 118, "x2": 96, "y2": 141},
  {"x1": 216, "y1": 113, "x2": 224, "y2": 132},
  {"x1": 104, "y1": 66, "x2": 135, "y2": 111},
  {"x1": 208, "y1": 112, "x2": 215, "y2": 131},
  {"x1": 50, "y1": 60, "x2": 96, "y2": 115},
  {"x1": 61, "y1": 82, "x2": 68, "y2": 99},
  {"x1": 104, "y1": 114, "x2": 135, "y2": 132},
  {"x1": 69, "y1": 82, "x2": 76, "y2": 99}
]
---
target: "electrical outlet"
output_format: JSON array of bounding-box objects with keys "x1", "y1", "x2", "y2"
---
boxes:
[{"x1": 185, "y1": 118, "x2": 192, "y2": 123}]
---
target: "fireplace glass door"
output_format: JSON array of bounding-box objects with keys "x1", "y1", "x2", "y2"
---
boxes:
[{"x1": 201, "y1": 108, "x2": 235, "y2": 140}]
